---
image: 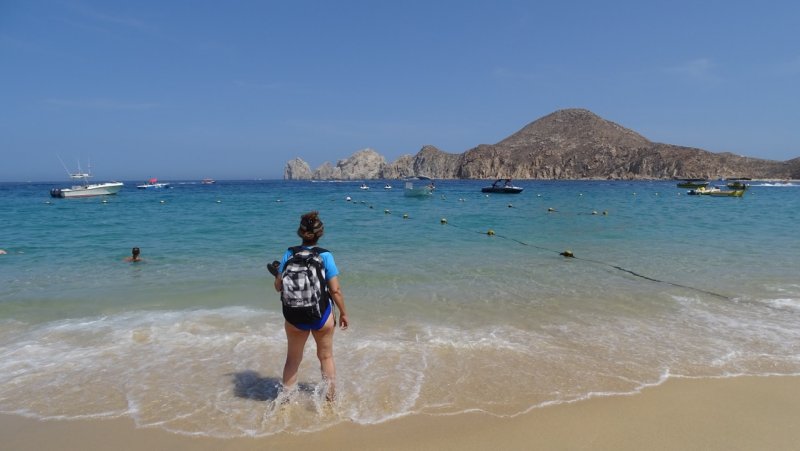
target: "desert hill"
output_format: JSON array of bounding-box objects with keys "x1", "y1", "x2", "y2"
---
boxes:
[{"x1": 284, "y1": 109, "x2": 798, "y2": 180}]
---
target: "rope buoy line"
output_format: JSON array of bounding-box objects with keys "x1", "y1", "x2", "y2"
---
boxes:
[
  {"x1": 345, "y1": 196, "x2": 732, "y2": 301},
  {"x1": 445, "y1": 222, "x2": 731, "y2": 300}
]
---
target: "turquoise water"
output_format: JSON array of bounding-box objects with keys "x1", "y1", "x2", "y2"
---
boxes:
[{"x1": 1, "y1": 179, "x2": 799, "y2": 436}]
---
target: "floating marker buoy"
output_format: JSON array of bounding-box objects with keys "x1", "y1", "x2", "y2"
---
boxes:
[
  {"x1": 547, "y1": 207, "x2": 555, "y2": 212},
  {"x1": 384, "y1": 209, "x2": 391, "y2": 214},
  {"x1": 440, "y1": 218, "x2": 447, "y2": 224},
  {"x1": 346, "y1": 196, "x2": 352, "y2": 202},
  {"x1": 160, "y1": 200, "x2": 166, "y2": 204},
  {"x1": 579, "y1": 193, "x2": 583, "y2": 196},
  {"x1": 603, "y1": 210, "x2": 608, "y2": 215},
  {"x1": 537, "y1": 194, "x2": 542, "y2": 197},
  {"x1": 459, "y1": 198, "x2": 465, "y2": 202},
  {"x1": 44, "y1": 201, "x2": 52, "y2": 205},
  {"x1": 102, "y1": 199, "x2": 108, "y2": 203},
  {"x1": 369, "y1": 205, "x2": 373, "y2": 209},
  {"x1": 507, "y1": 204, "x2": 513, "y2": 208},
  {"x1": 216, "y1": 200, "x2": 222, "y2": 203},
  {"x1": 592, "y1": 210, "x2": 598, "y2": 215},
  {"x1": 487, "y1": 229, "x2": 495, "y2": 236},
  {"x1": 560, "y1": 250, "x2": 575, "y2": 258},
  {"x1": 403, "y1": 213, "x2": 409, "y2": 219}
]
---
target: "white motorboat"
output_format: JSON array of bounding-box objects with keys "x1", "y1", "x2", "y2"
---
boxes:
[
  {"x1": 360, "y1": 183, "x2": 370, "y2": 190},
  {"x1": 50, "y1": 159, "x2": 123, "y2": 198},
  {"x1": 403, "y1": 176, "x2": 435, "y2": 197}
]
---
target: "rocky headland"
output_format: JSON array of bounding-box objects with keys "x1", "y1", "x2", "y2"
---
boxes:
[{"x1": 284, "y1": 109, "x2": 800, "y2": 180}]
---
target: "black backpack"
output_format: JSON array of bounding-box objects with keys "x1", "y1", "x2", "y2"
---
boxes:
[{"x1": 280, "y1": 246, "x2": 329, "y2": 324}]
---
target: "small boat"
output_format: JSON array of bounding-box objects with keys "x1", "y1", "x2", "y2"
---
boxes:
[
  {"x1": 49, "y1": 158, "x2": 123, "y2": 198},
  {"x1": 687, "y1": 186, "x2": 744, "y2": 197},
  {"x1": 707, "y1": 189, "x2": 745, "y2": 197},
  {"x1": 384, "y1": 184, "x2": 392, "y2": 190},
  {"x1": 359, "y1": 183, "x2": 370, "y2": 190},
  {"x1": 403, "y1": 176, "x2": 435, "y2": 197},
  {"x1": 137, "y1": 178, "x2": 171, "y2": 189},
  {"x1": 676, "y1": 179, "x2": 709, "y2": 188},
  {"x1": 725, "y1": 180, "x2": 749, "y2": 190},
  {"x1": 201, "y1": 178, "x2": 216, "y2": 185},
  {"x1": 481, "y1": 178, "x2": 523, "y2": 194}
]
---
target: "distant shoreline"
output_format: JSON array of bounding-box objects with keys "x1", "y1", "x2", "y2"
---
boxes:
[{"x1": 4, "y1": 177, "x2": 799, "y2": 184}]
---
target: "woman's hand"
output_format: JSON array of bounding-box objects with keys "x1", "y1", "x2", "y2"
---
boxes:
[{"x1": 337, "y1": 313, "x2": 349, "y2": 330}]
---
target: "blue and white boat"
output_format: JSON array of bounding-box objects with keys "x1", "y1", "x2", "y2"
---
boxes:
[{"x1": 137, "y1": 178, "x2": 172, "y2": 189}]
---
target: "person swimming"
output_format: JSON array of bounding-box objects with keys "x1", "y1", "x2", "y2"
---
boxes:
[{"x1": 124, "y1": 247, "x2": 142, "y2": 262}]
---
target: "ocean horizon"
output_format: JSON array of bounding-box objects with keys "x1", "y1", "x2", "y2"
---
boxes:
[{"x1": 1, "y1": 179, "x2": 799, "y2": 437}]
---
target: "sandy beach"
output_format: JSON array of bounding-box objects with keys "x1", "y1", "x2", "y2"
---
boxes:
[{"x1": 2, "y1": 375, "x2": 798, "y2": 451}]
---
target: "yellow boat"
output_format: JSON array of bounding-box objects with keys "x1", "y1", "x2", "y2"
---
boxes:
[{"x1": 687, "y1": 186, "x2": 744, "y2": 197}]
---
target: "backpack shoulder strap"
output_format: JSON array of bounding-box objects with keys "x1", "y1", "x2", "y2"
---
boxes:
[{"x1": 311, "y1": 247, "x2": 329, "y2": 255}]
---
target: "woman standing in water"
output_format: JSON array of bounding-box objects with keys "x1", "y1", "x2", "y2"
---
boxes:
[{"x1": 271, "y1": 211, "x2": 348, "y2": 401}]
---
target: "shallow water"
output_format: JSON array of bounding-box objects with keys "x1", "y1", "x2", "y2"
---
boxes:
[{"x1": 1, "y1": 179, "x2": 799, "y2": 436}]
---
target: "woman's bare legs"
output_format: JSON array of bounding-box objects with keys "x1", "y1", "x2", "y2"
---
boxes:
[
  {"x1": 282, "y1": 322, "x2": 310, "y2": 389},
  {"x1": 283, "y1": 313, "x2": 336, "y2": 400},
  {"x1": 312, "y1": 313, "x2": 336, "y2": 400}
]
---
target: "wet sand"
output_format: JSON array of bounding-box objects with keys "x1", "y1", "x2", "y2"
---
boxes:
[{"x1": 2, "y1": 375, "x2": 799, "y2": 451}]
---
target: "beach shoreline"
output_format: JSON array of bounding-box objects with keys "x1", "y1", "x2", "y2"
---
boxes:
[{"x1": 2, "y1": 375, "x2": 799, "y2": 451}]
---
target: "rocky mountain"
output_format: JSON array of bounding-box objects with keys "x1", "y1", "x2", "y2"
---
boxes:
[{"x1": 284, "y1": 109, "x2": 798, "y2": 180}]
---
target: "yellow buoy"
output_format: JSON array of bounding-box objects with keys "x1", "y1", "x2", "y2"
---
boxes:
[
  {"x1": 560, "y1": 250, "x2": 575, "y2": 258},
  {"x1": 487, "y1": 229, "x2": 495, "y2": 236}
]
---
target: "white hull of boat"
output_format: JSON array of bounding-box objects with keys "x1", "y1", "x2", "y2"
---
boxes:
[
  {"x1": 403, "y1": 183, "x2": 433, "y2": 197},
  {"x1": 403, "y1": 176, "x2": 435, "y2": 197},
  {"x1": 50, "y1": 182, "x2": 124, "y2": 198}
]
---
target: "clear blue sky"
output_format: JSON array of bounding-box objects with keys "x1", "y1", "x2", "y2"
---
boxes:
[{"x1": 2, "y1": 0, "x2": 799, "y2": 181}]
